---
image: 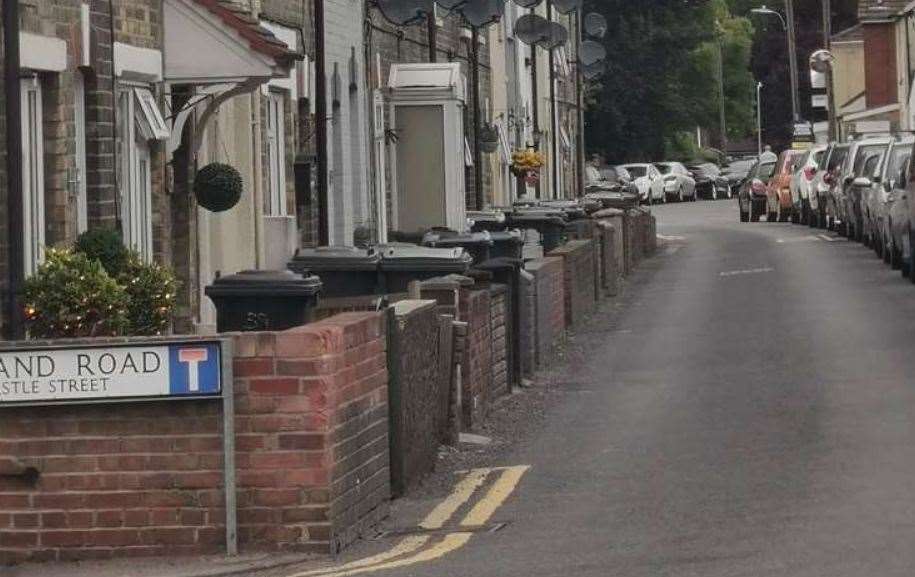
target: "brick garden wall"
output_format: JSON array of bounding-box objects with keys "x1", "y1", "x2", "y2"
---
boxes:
[
  {"x1": 489, "y1": 285, "x2": 508, "y2": 399},
  {"x1": 459, "y1": 288, "x2": 491, "y2": 428},
  {"x1": 0, "y1": 313, "x2": 389, "y2": 563},
  {"x1": 386, "y1": 301, "x2": 450, "y2": 497},
  {"x1": 548, "y1": 240, "x2": 596, "y2": 330},
  {"x1": 524, "y1": 256, "x2": 565, "y2": 367}
]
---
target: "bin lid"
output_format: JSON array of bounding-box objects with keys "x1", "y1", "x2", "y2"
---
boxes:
[
  {"x1": 474, "y1": 257, "x2": 523, "y2": 272},
  {"x1": 592, "y1": 208, "x2": 624, "y2": 218},
  {"x1": 379, "y1": 244, "x2": 473, "y2": 271},
  {"x1": 487, "y1": 229, "x2": 523, "y2": 244},
  {"x1": 289, "y1": 246, "x2": 380, "y2": 270},
  {"x1": 422, "y1": 230, "x2": 494, "y2": 249},
  {"x1": 467, "y1": 210, "x2": 506, "y2": 223},
  {"x1": 205, "y1": 269, "x2": 322, "y2": 297},
  {"x1": 506, "y1": 213, "x2": 567, "y2": 226}
]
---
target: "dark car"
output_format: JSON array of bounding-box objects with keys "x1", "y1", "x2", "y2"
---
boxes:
[
  {"x1": 738, "y1": 159, "x2": 777, "y2": 222},
  {"x1": 688, "y1": 163, "x2": 726, "y2": 200},
  {"x1": 721, "y1": 159, "x2": 756, "y2": 196}
]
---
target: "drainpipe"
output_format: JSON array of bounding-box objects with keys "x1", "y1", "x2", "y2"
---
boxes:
[
  {"x1": 315, "y1": 0, "x2": 330, "y2": 245},
  {"x1": 547, "y1": 0, "x2": 558, "y2": 199},
  {"x1": 427, "y1": 11, "x2": 437, "y2": 63},
  {"x1": 4, "y1": 0, "x2": 24, "y2": 340},
  {"x1": 471, "y1": 27, "x2": 484, "y2": 210}
]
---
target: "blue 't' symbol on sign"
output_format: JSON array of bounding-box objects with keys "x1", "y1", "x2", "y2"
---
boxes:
[{"x1": 168, "y1": 344, "x2": 221, "y2": 395}]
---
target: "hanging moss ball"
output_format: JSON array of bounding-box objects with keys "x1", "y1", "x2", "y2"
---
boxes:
[{"x1": 194, "y1": 162, "x2": 243, "y2": 212}]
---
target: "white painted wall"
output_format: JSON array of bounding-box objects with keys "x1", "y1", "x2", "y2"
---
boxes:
[{"x1": 324, "y1": 0, "x2": 372, "y2": 245}]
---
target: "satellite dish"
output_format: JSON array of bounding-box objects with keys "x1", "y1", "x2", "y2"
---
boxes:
[
  {"x1": 582, "y1": 61, "x2": 606, "y2": 80},
  {"x1": 584, "y1": 12, "x2": 607, "y2": 38},
  {"x1": 514, "y1": 13, "x2": 551, "y2": 45},
  {"x1": 459, "y1": 0, "x2": 505, "y2": 28},
  {"x1": 580, "y1": 40, "x2": 607, "y2": 66},
  {"x1": 376, "y1": 0, "x2": 434, "y2": 26},
  {"x1": 435, "y1": 0, "x2": 466, "y2": 9},
  {"x1": 809, "y1": 49, "x2": 834, "y2": 73},
  {"x1": 552, "y1": 0, "x2": 581, "y2": 14},
  {"x1": 513, "y1": 0, "x2": 543, "y2": 7},
  {"x1": 541, "y1": 22, "x2": 569, "y2": 50}
]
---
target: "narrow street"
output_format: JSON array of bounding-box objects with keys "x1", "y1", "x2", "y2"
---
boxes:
[{"x1": 301, "y1": 199, "x2": 915, "y2": 577}]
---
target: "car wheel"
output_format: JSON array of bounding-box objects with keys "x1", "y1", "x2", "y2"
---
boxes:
[
  {"x1": 891, "y1": 241, "x2": 903, "y2": 269},
  {"x1": 791, "y1": 207, "x2": 800, "y2": 224},
  {"x1": 875, "y1": 230, "x2": 885, "y2": 259},
  {"x1": 740, "y1": 207, "x2": 749, "y2": 222},
  {"x1": 678, "y1": 187, "x2": 683, "y2": 202},
  {"x1": 750, "y1": 202, "x2": 761, "y2": 222},
  {"x1": 818, "y1": 207, "x2": 827, "y2": 229}
]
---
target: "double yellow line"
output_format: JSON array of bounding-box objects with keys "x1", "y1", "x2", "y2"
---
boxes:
[{"x1": 286, "y1": 465, "x2": 530, "y2": 577}]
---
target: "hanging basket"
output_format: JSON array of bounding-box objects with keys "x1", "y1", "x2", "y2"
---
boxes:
[{"x1": 194, "y1": 163, "x2": 243, "y2": 212}]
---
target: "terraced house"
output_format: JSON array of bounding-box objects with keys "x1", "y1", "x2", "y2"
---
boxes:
[{"x1": 1, "y1": 0, "x2": 585, "y2": 337}]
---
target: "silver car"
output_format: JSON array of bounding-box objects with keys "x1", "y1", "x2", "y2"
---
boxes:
[
  {"x1": 877, "y1": 141, "x2": 914, "y2": 272},
  {"x1": 844, "y1": 137, "x2": 892, "y2": 241},
  {"x1": 863, "y1": 137, "x2": 912, "y2": 260}
]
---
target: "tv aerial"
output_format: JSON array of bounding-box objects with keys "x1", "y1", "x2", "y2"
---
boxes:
[{"x1": 580, "y1": 40, "x2": 606, "y2": 66}]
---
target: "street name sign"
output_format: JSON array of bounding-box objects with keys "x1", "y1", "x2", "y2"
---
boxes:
[{"x1": 0, "y1": 340, "x2": 223, "y2": 406}]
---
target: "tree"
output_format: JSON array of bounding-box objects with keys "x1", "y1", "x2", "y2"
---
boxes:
[{"x1": 583, "y1": 0, "x2": 755, "y2": 163}]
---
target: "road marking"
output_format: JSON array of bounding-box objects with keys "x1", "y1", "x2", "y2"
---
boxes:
[
  {"x1": 460, "y1": 466, "x2": 530, "y2": 527},
  {"x1": 657, "y1": 234, "x2": 686, "y2": 241},
  {"x1": 287, "y1": 536, "x2": 432, "y2": 577},
  {"x1": 776, "y1": 235, "x2": 822, "y2": 244},
  {"x1": 818, "y1": 234, "x2": 844, "y2": 242},
  {"x1": 419, "y1": 468, "x2": 489, "y2": 530},
  {"x1": 719, "y1": 267, "x2": 774, "y2": 277},
  {"x1": 286, "y1": 466, "x2": 530, "y2": 577}
]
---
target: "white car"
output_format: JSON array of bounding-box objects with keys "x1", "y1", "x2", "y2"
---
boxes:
[
  {"x1": 622, "y1": 163, "x2": 664, "y2": 203},
  {"x1": 868, "y1": 137, "x2": 913, "y2": 266},
  {"x1": 655, "y1": 162, "x2": 697, "y2": 202},
  {"x1": 790, "y1": 144, "x2": 826, "y2": 225}
]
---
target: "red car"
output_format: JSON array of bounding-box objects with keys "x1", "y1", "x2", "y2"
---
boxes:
[{"x1": 766, "y1": 150, "x2": 802, "y2": 222}]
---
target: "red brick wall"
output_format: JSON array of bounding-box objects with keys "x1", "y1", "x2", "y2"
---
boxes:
[
  {"x1": 864, "y1": 23, "x2": 898, "y2": 108},
  {"x1": 0, "y1": 312, "x2": 389, "y2": 564},
  {"x1": 459, "y1": 289, "x2": 491, "y2": 428},
  {"x1": 489, "y1": 286, "x2": 509, "y2": 399},
  {"x1": 549, "y1": 240, "x2": 596, "y2": 330}
]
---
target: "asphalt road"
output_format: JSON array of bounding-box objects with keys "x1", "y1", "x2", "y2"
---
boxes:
[{"x1": 303, "y1": 199, "x2": 915, "y2": 577}]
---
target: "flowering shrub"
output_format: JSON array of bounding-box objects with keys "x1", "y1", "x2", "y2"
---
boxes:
[
  {"x1": 118, "y1": 255, "x2": 179, "y2": 336},
  {"x1": 23, "y1": 248, "x2": 129, "y2": 338}
]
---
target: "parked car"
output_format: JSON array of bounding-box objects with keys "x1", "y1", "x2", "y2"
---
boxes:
[
  {"x1": 844, "y1": 137, "x2": 892, "y2": 242},
  {"x1": 738, "y1": 159, "x2": 777, "y2": 222},
  {"x1": 655, "y1": 162, "x2": 697, "y2": 202},
  {"x1": 765, "y1": 150, "x2": 802, "y2": 222},
  {"x1": 809, "y1": 143, "x2": 849, "y2": 229},
  {"x1": 599, "y1": 165, "x2": 632, "y2": 186},
  {"x1": 622, "y1": 163, "x2": 664, "y2": 203},
  {"x1": 790, "y1": 144, "x2": 827, "y2": 225},
  {"x1": 689, "y1": 163, "x2": 729, "y2": 199},
  {"x1": 869, "y1": 137, "x2": 913, "y2": 270},
  {"x1": 721, "y1": 159, "x2": 756, "y2": 197}
]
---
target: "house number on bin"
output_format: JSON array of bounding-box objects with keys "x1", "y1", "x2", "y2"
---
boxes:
[{"x1": 243, "y1": 312, "x2": 270, "y2": 331}]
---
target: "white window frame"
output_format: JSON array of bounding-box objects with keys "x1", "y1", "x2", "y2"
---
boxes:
[
  {"x1": 119, "y1": 85, "x2": 162, "y2": 262},
  {"x1": 21, "y1": 77, "x2": 45, "y2": 276},
  {"x1": 265, "y1": 91, "x2": 288, "y2": 216},
  {"x1": 74, "y1": 72, "x2": 88, "y2": 233}
]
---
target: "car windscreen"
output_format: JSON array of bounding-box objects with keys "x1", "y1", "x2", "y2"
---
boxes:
[
  {"x1": 826, "y1": 146, "x2": 849, "y2": 172},
  {"x1": 656, "y1": 164, "x2": 672, "y2": 175},
  {"x1": 884, "y1": 145, "x2": 912, "y2": 184},
  {"x1": 625, "y1": 166, "x2": 647, "y2": 178},
  {"x1": 725, "y1": 160, "x2": 754, "y2": 174},
  {"x1": 852, "y1": 144, "x2": 888, "y2": 177},
  {"x1": 813, "y1": 150, "x2": 826, "y2": 166}
]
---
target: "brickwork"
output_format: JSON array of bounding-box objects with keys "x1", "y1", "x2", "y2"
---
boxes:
[
  {"x1": 386, "y1": 300, "x2": 450, "y2": 497},
  {"x1": 459, "y1": 288, "x2": 491, "y2": 427},
  {"x1": 595, "y1": 222, "x2": 619, "y2": 298},
  {"x1": 0, "y1": 313, "x2": 389, "y2": 563},
  {"x1": 489, "y1": 284, "x2": 508, "y2": 399},
  {"x1": 524, "y1": 256, "x2": 565, "y2": 366},
  {"x1": 518, "y1": 270, "x2": 536, "y2": 378},
  {"x1": 549, "y1": 240, "x2": 596, "y2": 330},
  {"x1": 0, "y1": 9, "x2": 7, "y2": 336}
]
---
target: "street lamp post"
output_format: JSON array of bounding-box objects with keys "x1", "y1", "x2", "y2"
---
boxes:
[
  {"x1": 752, "y1": 2, "x2": 800, "y2": 125},
  {"x1": 715, "y1": 20, "x2": 728, "y2": 160}
]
